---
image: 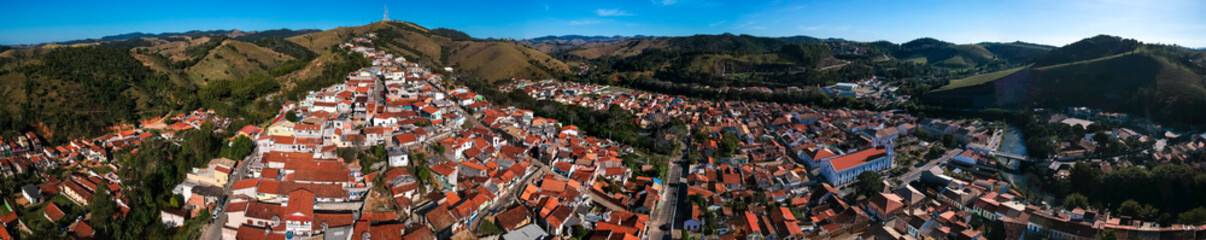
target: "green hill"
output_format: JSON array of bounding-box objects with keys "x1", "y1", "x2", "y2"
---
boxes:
[
  {"x1": 0, "y1": 46, "x2": 187, "y2": 142},
  {"x1": 282, "y1": 21, "x2": 571, "y2": 82},
  {"x1": 0, "y1": 32, "x2": 326, "y2": 142},
  {"x1": 1031, "y1": 35, "x2": 1141, "y2": 67},
  {"x1": 891, "y1": 38, "x2": 1053, "y2": 68},
  {"x1": 925, "y1": 35, "x2": 1206, "y2": 125},
  {"x1": 184, "y1": 40, "x2": 295, "y2": 83},
  {"x1": 366, "y1": 21, "x2": 571, "y2": 81}
]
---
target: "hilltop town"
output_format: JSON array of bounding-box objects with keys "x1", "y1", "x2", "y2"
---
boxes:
[{"x1": 4, "y1": 23, "x2": 1206, "y2": 240}]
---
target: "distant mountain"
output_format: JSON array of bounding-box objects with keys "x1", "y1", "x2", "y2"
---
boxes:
[
  {"x1": 284, "y1": 21, "x2": 570, "y2": 82},
  {"x1": 777, "y1": 35, "x2": 847, "y2": 43},
  {"x1": 1029, "y1": 35, "x2": 1141, "y2": 67},
  {"x1": 521, "y1": 35, "x2": 660, "y2": 56},
  {"x1": 926, "y1": 35, "x2": 1206, "y2": 126},
  {"x1": 54, "y1": 28, "x2": 320, "y2": 45},
  {"x1": 883, "y1": 38, "x2": 1055, "y2": 67},
  {"x1": 530, "y1": 33, "x2": 1052, "y2": 68},
  {"x1": 524, "y1": 35, "x2": 658, "y2": 45}
]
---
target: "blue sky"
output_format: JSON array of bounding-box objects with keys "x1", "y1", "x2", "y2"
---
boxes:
[{"x1": 2, "y1": 0, "x2": 1204, "y2": 47}]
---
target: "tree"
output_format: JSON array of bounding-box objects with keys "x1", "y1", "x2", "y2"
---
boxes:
[
  {"x1": 285, "y1": 111, "x2": 298, "y2": 122},
  {"x1": 855, "y1": 171, "x2": 885, "y2": 199},
  {"x1": 1118, "y1": 199, "x2": 1159, "y2": 220},
  {"x1": 478, "y1": 220, "x2": 503, "y2": 236},
  {"x1": 221, "y1": 136, "x2": 255, "y2": 160},
  {"x1": 89, "y1": 187, "x2": 117, "y2": 236},
  {"x1": 1101, "y1": 229, "x2": 1117, "y2": 240},
  {"x1": 719, "y1": 132, "x2": 741, "y2": 157},
  {"x1": 1064, "y1": 193, "x2": 1089, "y2": 209},
  {"x1": 1068, "y1": 162, "x2": 1102, "y2": 198},
  {"x1": 1119, "y1": 199, "x2": 1143, "y2": 216},
  {"x1": 1178, "y1": 207, "x2": 1206, "y2": 225},
  {"x1": 941, "y1": 133, "x2": 957, "y2": 147},
  {"x1": 431, "y1": 144, "x2": 446, "y2": 155}
]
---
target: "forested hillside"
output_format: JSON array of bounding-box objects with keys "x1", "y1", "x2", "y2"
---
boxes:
[{"x1": 925, "y1": 35, "x2": 1206, "y2": 126}]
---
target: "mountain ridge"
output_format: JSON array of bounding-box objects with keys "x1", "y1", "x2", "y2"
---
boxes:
[{"x1": 924, "y1": 35, "x2": 1206, "y2": 126}]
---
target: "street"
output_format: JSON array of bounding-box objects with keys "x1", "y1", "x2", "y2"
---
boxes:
[
  {"x1": 647, "y1": 137, "x2": 688, "y2": 240},
  {"x1": 198, "y1": 153, "x2": 256, "y2": 240},
  {"x1": 898, "y1": 148, "x2": 962, "y2": 183}
]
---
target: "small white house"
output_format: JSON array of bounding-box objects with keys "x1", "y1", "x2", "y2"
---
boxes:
[
  {"x1": 388, "y1": 148, "x2": 410, "y2": 167},
  {"x1": 160, "y1": 209, "x2": 188, "y2": 227}
]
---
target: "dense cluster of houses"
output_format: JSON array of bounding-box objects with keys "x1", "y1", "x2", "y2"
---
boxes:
[
  {"x1": 218, "y1": 33, "x2": 664, "y2": 240},
  {"x1": 0, "y1": 108, "x2": 230, "y2": 239},
  {"x1": 498, "y1": 78, "x2": 1206, "y2": 239},
  {"x1": 10, "y1": 30, "x2": 1206, "y2": 240},
  {"x1": 1042, "y1": 107, "x2": 1206, "y2": 174}
]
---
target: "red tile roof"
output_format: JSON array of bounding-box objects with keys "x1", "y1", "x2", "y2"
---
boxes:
[
  {"x1": 285, "y1": 190, "x2": 315, "y2": 222},
  {"x1": 232, "y1": 179, "x2": 260, "y2": 190},
  {"x1": 44, "y1": 203, "x2": 66, "y2": 222},
  {"x1": 829, "y1": 147, "x2": 888, "y2": 172}
]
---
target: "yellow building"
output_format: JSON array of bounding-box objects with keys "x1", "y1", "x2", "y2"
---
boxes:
[
  {"x1": 186, "y1": 158, "x2": 236, "y2": 187},
  {"x1": 266, "y1": 120, "x2": 296, "y2": 137}
]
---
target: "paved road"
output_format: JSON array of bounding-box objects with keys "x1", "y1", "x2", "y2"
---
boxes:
[
  {"x1": 899, "y1": 148, "x2": 962, "y2": 183},
  {"x1": 199, "y1": 153, "x2": 256, "y2": 240},
  {"x1": 647, "y1": 137, "x2": 688, "y2": 240}
]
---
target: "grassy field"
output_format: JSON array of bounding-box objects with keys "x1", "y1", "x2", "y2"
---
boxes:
[
  {"x1": 600, "y1": 85, "x2": 634, "y2": 92},
  {"x1": 51, "y1": 195, "x2": 75, "y2": 207},
  {"x1": 934, "y1": 66, "x2": 1026, "y2": 91},
  {"x1": 1035, "y1": 51, "x2": 1135, "y2": 70},
  {"x1": 186, "y1": 40, "x2": 292, "y2": 83}
]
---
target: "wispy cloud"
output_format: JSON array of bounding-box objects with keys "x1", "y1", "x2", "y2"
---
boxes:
[
  {"x1": 734, "y1": 21, "x2": 765, "y2": 30},
  {"x1": 570, "y1": 20, "x2": 604, "y2": 25},
  {"x1": 708, "y1": 20, "x2": 727, "y2": 28},
  {"x1": 652, "y1": 0, "x2": 678, "y2": 6},
  {"x1": 596, "y1": 8, "x2": 635, "y2": 17}
]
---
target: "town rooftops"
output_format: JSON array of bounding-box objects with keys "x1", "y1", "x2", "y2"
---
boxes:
[
  {"x1": 284, "y1": 190, "x2": 315, "y2": 222},
  {"x1": 829, "y1": 147, "x2": 888, "y2": 172},
  {"x1": 496, "y1": 206, "x2": 533, "y2": 231},
  {"x1": 44, "y1": 203, "x2": 66, "y2": 222},
  {"x1": 502, "y1": 224, "x2": 548, "y2": 240}
]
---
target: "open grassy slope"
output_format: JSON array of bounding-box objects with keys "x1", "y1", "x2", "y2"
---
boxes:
[
  {"x1": 935, "y1": 66, "x2": 1027, "y2": 91},
  {"x1": 185, "y1": 40, "x2": 294, "y2": 83}
]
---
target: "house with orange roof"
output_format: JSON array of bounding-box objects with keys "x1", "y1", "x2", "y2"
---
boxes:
[
  {"x1": 819, "y1": 146, "x2": 892, "y2": 186},
  {"x1": 429, "y1": 162, "x2": 458, "y2": 190},
  {"x1": 283, "y1": 190, "x2": 316, "y2": 236}
]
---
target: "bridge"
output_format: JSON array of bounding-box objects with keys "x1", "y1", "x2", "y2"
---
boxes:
[{"x1": 992, "y1": 151, "x2": 1029, "y2": 162}]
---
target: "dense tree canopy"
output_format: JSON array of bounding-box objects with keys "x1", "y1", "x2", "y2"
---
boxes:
[{"x1": 855, "y1": 171, "x2": 885, "y2": 199}]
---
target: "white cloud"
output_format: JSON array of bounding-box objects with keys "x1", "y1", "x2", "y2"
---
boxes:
[
  {"x1": 799, "y1": 26, "x2": 822, "y2": 31},
  {"x1": 653, "y1": 0, "x2": 678, "y2": 6},
  {"x1": 708, "y1": 20, "x2": 727, "y2": 28},
  {"x1": 596, "y1": 9, "x2": 634, "y2": 17},
  {"x1": 570, "y1": 20, "x2": 604, "y2": 25}
]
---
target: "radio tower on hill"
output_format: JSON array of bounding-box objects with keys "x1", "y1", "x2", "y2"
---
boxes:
[{"x1": 383, "y1": 4, "x2": 390, "y2": 22}]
